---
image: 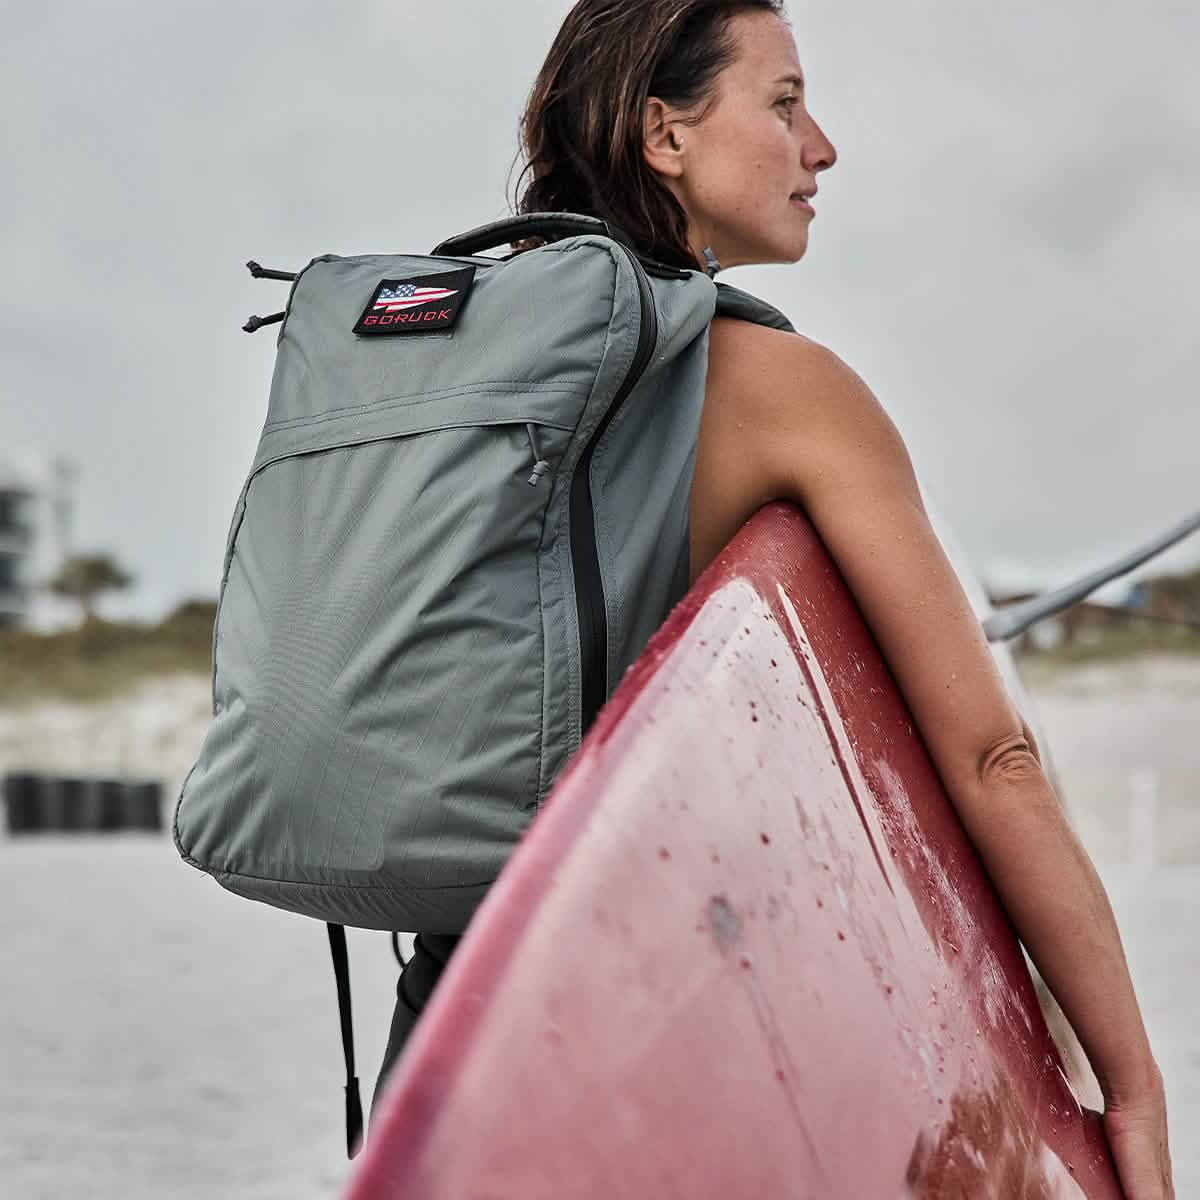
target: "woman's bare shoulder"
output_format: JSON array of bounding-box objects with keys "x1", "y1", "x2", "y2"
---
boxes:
[
  {"x1": 707, "y1": 314, "x2": 862, "y2": 407},
  {"x1": 707, "y1": 315, "x2": 896, "y2": 495},
  {"x1": 709, "y1": 313, "x2": 826, "y2": 361}
]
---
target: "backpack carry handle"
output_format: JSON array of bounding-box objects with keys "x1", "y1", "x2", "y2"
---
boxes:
[{"x1": 432, "y1": 212, "x2": 634, "y2": 258}]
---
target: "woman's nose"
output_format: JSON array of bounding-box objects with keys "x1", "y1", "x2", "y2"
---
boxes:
[{"x1": 805, "y1": 114, "x2": 837, "y2": 172}]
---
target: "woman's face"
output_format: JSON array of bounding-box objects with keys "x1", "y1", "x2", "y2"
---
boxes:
[{"x1": 646, "y1": 10, "x2": 837, "y2": 271}]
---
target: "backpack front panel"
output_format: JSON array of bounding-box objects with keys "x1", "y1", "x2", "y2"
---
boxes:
[{"x1": 192, "y1": 425, "x2": 561, "y2": 887}]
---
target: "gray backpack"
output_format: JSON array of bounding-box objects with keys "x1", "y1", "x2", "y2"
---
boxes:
[{"x1": 173, "y1": 213, "x2": 794, "y2": 935}]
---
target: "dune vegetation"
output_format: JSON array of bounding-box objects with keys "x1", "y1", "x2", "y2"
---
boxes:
[{"x1": 0, "y1": 601, "x2": 216, "y2": 705}]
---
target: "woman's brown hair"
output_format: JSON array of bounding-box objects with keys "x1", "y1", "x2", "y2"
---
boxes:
[{"x1": 510, "y1": 0, "x2": 787, "y2": 270}]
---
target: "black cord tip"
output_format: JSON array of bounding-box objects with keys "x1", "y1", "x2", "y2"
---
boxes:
[
  {"x1": 242, "y1": 311, "x2": 286, "y2": 334},
  {"x1": 346, "y1": 1078, "x2": 364, "y2": 1159}
]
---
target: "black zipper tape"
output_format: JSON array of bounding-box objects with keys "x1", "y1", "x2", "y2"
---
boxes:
[{"x1": 570, "y1": 248, "x2": 658, "y2": 736}]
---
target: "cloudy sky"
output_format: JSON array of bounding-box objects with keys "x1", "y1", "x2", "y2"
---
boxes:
[{"x1": 3, "y1": 1, "x2": 1197, "y2": 618}]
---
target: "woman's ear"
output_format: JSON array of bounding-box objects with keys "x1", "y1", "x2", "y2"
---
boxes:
[{"x1": 643, "y1": 97, "x2": 685, "y2": 179}]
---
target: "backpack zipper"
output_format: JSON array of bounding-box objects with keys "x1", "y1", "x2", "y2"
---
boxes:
[
  {"x1": 525, "y1": 422, "x2": 552, "y2": 486},
  {"x1": 570, "y1": 248, "x2": 658, "y2": 735}
]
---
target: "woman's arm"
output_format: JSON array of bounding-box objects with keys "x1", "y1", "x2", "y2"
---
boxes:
[{"x1": 728, "y1": 323, "x2": 1171, "y2": 1196}]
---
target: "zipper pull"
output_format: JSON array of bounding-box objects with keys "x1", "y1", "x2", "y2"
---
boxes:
[
  {"x1": 242, "y1": 311, "x2": 286, "y2": 333},
  {"x1": 246, "y1": 260, "x2": 298, "y2": 281},
  {"x1": 525, "y1": 422, "x2": 551, "y2": 486}
]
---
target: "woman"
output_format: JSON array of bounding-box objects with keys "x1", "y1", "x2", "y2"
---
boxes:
[{"x1": 378, "y1": 3, "x2": 1173, "y2": 1194}]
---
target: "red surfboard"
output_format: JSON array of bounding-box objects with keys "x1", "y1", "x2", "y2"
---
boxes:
[{"x1": 348, "y1": 502, "x2": 1121, "y2": 1198}]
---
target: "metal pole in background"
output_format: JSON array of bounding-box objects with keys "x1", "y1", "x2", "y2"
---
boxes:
[{"x1": 984, "y1": 507, "x2": 1200, "y2": 643}]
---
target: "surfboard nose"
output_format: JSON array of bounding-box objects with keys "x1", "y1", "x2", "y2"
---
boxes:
[{"x1": 351, "y1": 502, "x2": 1121, "y2": 1200}]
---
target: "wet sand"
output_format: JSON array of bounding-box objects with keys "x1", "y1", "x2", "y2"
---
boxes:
[{"x1": 0, "y1": 677, "x2": 399, "y2": 1199}]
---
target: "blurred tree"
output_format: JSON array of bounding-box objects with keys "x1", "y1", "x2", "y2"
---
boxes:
[{"x1": 46, "y1": 553, "x2": 134, "y2": 623}]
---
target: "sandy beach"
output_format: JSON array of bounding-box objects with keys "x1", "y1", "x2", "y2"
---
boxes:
[{"x1": 1, "y1": 659, "x2": 1196, "y2": 1197}]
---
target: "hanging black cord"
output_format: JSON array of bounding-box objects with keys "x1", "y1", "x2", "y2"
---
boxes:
[{"x1": 326, "y1": 924, "x2": 364, "y2": 1159}]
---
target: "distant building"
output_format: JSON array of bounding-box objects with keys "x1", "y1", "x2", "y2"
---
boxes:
[
  {"x1": 0, "y1": 461, "x2": 36, "y2": 626},
  {"x1": 0, "y1": 454, "x2": 78, "y2": 629}
]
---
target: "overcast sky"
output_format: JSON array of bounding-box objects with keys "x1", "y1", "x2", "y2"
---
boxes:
[{"x1": 3, "y1": 1, "x2": 1197, "y2": 618}]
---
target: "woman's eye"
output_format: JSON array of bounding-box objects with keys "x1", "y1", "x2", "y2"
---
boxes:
[{"x1": 777, "y1": 97, "x2": 799, "y2": 115}]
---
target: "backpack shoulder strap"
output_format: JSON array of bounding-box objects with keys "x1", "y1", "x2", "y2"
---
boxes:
[{"x1": 713, "y1": 281, "x2": 796, "y2": 333}]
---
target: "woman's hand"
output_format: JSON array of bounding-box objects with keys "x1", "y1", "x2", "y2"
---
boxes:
[{"x1": 1103, "y1": 1068, "x2": 1174, "y2": 1199}]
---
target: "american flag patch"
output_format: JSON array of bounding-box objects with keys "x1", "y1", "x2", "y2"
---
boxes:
[
  {"x1": 373, "y1": 283, "x2": 459, "y2": 312},
  {"x1": 353, "y1": 266, "x2": 476, "y2": 337}
]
